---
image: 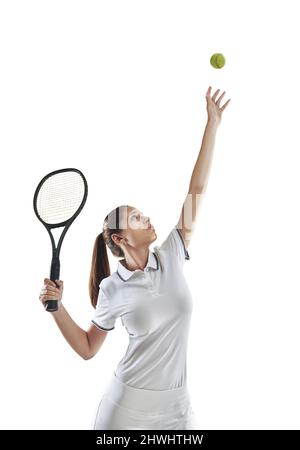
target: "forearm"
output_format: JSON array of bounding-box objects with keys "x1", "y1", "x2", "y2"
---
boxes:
[
  {"x1": 51, "y1": 304, "x2": 90, "y2": 360},
  {"x1": 189, "y1": 119, "x2": 219, "y2": 192}
]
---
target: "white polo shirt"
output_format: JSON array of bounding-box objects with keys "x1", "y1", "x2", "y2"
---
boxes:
[{"x1": 91, "y1": 226, "x2": 193, "y2": 390}]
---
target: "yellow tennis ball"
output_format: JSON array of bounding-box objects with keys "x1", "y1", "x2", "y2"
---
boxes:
[{"x1": 210, "y1": 53, "x2": 226, "y2": 69}]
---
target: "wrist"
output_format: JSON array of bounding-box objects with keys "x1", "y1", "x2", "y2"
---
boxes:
[
  {"x1": 50, "y1": 301, "x2": 63, "y2": 315},
  {"x1": 206, "y1": 118, "x2": 220, "y2": 128}
]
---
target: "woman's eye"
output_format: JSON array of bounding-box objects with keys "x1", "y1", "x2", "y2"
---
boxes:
[{"x1": 131, "y1": 213, "x2": 142, "y2": 220}]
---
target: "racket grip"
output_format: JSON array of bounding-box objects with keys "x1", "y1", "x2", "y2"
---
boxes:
[
  {"x1": 45, "y1": 300, "x2": 58, "y2": 312},
  {"x1": 46, "y1": 257, "x2": 60, "y2": 312}
]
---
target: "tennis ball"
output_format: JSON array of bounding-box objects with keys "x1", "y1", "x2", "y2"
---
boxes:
[{"x1": 210, "y1": 53, "x2": 226, "y2": 69}]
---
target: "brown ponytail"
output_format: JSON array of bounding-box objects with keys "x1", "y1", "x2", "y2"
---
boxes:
[{"x1": 89, "y1": 204, "x2": 129, "y2": 308}]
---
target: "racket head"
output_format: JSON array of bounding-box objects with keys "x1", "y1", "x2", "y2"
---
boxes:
[{"x1": 33, "y1": 167, "x2": 88, "y2": 228}]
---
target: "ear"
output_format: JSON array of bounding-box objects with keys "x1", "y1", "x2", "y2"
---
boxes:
[
  {"x1": 112, "y1": 233, "x2": 127, "y2": 246},
  {"x1": 111, "y1": 233, "x2": 119, "y2": 246}
]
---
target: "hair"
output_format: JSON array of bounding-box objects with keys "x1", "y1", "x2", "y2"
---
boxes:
[{"x1": 89, "y1": 204, "x2": 129, "y2": 308}]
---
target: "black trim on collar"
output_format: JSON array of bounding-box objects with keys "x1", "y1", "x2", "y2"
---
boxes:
[
  {"x1": 116, "y1": 271, "x2": 126, "y2": 281},
  {"x1": 175, "y1": 228, "x2": 190, "y2": 260},
  {"x1": 152, "y1": 251, "x2": 160, "y2": 269}
]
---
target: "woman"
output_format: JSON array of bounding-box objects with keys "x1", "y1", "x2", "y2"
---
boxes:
[{"x1": 39, "y1": 86, "x2": 231, "y2": 430}]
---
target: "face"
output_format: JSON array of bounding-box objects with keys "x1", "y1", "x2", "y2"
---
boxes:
[{"x1": 114, "y1": 206, "x2": 157, "y2": 249}]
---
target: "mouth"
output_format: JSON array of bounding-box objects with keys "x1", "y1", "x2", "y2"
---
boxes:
[{"x1": 148, "y1": 223, "x2": 155, "y2": 231}]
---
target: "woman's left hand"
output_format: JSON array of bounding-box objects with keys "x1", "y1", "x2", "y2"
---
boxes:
[{"x1": 206, "y1": 86, "x2": 231, "y2": 126}]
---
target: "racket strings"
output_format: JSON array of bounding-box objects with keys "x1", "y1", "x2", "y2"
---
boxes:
[{"x1": 37, "y1": 172, "x2": 86, "y2": 224}]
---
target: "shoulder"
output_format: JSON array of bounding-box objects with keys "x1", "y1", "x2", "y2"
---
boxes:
[
  {"x1": 153, "y1": 226, "x2": 190, "y2": 265},
  {"x1": 99, "y1": 272, "x2": 122, "y2": 297}
]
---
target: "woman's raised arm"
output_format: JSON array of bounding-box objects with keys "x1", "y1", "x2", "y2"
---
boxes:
[{"x1": 176, "y1": 86, "x2": 231, "y2": 249}]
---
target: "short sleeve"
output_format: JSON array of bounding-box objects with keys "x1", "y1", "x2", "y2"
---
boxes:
[
  {"x1": 91, "y1": 287, "x2": 116, "y2": 331},
  {"x1": 159, "y1": 226, "x2": 190, "y2": 265}
]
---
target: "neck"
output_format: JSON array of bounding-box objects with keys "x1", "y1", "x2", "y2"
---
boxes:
[{"x1": 121, "y1": 247, "x2": 150, "y2": 271}]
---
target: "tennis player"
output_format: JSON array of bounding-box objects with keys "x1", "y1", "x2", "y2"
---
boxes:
[{"x1": 39, "y1": 86, "x2": 230, "y2": 429}]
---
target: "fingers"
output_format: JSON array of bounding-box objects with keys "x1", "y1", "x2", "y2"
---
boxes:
[
  {"x1": 221, "y1": 98, "x2": 231, "y2": 110},
  {"x1": 40, "y1": 287, "x2": 60, "y2": 296},
  {"x1": 40, "y1": 278, "x2": 63, "y2": 304},
  {"x1": 44, "y1": 278, "x2": 57, "y2": 287},
  {"x1": 39, "y1": 291, "x2": 61, "y2": 303},
  {"x1": 206, "y1": 86, "x2": 212, "y2": 97},
  {"x1": 42, "y1": 285, "x2": 59, "y2": 293},
  {"x1": 44, "y1": 278, "x2": 63, "y2": 288},
  {"x1": 211, "y1": 88, "x2": 220, "y2": 102},
  {"x1": 206, "y1": 86, "x2": 228, "y2": 104},
  {"x1": 216, "y1": 91, "x2": 226, "y2": 105},
  {"x1": 40, "y1": 295, "x2": 59, "y2": 301}
]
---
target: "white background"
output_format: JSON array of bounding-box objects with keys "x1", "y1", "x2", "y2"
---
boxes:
[{"x1": 1, "y1": 0, "x2": 300, "y2": 430}]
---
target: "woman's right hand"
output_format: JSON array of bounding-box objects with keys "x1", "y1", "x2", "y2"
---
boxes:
[{"x1": 39, "y1": 278, "x2": 64, "y2": 310}]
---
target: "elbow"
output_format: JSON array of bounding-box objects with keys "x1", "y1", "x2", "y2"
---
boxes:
[
  {"x1": 81, "y1": 351, "x2": 94, "y2": 360},
  {"x1": 189, "y1": 183, "x2": 206, "y2": 194},
  {"x1": 82, "y1": 332, "x2": 95, "y2": 360}
]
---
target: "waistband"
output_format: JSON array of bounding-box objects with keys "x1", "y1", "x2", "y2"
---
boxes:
[{"x1": 102, "y1": 371, "x2": 190, "y2": 413}]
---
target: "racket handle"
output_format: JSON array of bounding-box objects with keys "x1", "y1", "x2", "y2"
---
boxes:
[
  {"x1": 45, "y1": 300, "x2": 58, "y2": 312},
  {"x1": 46, "y1": 258, "x2": 60, "y2": 312}
]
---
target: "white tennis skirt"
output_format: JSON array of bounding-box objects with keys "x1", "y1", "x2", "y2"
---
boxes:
[{"x1": 93, "y1": 371, "x2": 198, "y2": 430}]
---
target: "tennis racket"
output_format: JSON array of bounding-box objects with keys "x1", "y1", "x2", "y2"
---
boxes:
[{"x1": 33, "y1": 168, "x2": 88, "y2": 312}]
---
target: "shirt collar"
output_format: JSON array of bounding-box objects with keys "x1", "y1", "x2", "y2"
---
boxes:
[{"x1": 117, "y1": 250, "x2": 160, "y2": 282}]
